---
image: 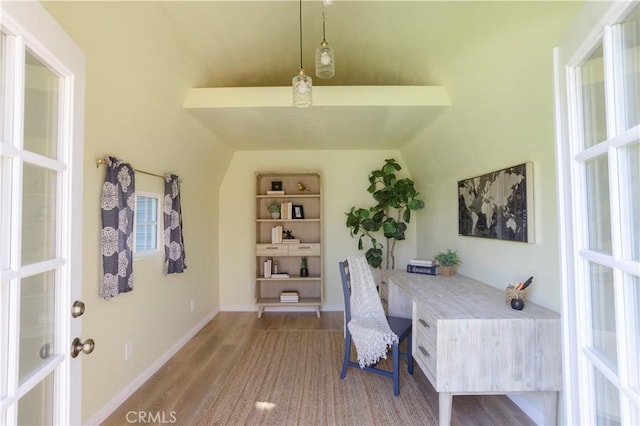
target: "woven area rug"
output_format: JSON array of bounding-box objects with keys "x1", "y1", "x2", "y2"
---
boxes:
[{"x1": 199, "y1": 330, "x2": 437, "y2": 425}]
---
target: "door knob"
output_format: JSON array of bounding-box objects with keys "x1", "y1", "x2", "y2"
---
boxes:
[
  {"x1": 71, "y1": 300, "x2": 85, "y2": 318},
  {"x1": 71, "y1": 337, "x2": 95, "y2": 358}
]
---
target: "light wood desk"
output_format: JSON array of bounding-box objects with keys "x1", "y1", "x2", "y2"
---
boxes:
[{"x1": 384, "y1": 270, "x2": 562, "y2": 426}]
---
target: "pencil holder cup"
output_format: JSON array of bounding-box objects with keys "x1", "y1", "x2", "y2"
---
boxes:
[{"x1": 505, "y1": 288, "x2": 527, "y2": 304}]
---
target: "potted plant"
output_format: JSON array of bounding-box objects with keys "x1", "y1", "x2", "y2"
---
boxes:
[
  {"x1": 268, "y1": 201, "x2": 281, "y2": 219},
  {"x1": 345, "y1": 159, "x2": 425, "y2": 269},
  {"x1": 434, "y1": 249, "x2": 461, "y2": 276},
  {"x1": 300, "y1": 257, "x2": 309, "y2": 277}
]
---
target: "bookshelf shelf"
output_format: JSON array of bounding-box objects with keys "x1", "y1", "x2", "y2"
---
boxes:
[
  {"x1": 257, "y1": 297, "x2": 322, "y2": 306},
  {"x1": 256, "y1": 194, "x2": 320, "y2": 199},
  {"x1": 256, "y1": 218, "x2": 321, "y2": 223},
  {"x1": 255, "y1": 171, "x2": 323, "y2": 318},
  {"x1": 257, "y1": 275, "x2": 322, "y2": 281}
]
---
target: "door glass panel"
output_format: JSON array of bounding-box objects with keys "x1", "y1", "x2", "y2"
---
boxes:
[
  {"x1": 621, "y1": 141, "x2": 640, "y2": 261},
  {"x1": 581, "y1": 44, "x2": 607, "y2": 148},
  {"x1": 585, "y1": 155, "x2": 612, "y2": 254},
  {"x1": 0, "y1": 156, "x2": 9, "y2": 269},
  {"x1": 620, "y1": 5, "x2": 639, "y2": 130},
  {"x1": 0, "y1": 280, "x2": 7, "y2": 400},
  {"x1": 24, "y1": 49, "x2": 58, "y2": 159},
  {"x1": 18, "y1": 271, "x2": 55, "y2": 382},
  {"x1": 589, "y1": 262, "x2": 617, "y2": 368},
  {"x1": 626, "y1": 275, "x2": 640, "y2": 392},
  {"x1": 21, "y1": 163, "x2": 56, "y2": 265},
  {"x1": 1, "y1": 32, "x2": 5, "y2": 137},
  {"x1": 593, "y1": 367, "x2": 621, "y2": 425},
  {"x1": 17, "y1": 371, "x2": 53, "y2": 426}
]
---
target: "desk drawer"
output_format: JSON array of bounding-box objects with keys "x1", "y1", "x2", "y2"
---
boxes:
[
  {"x1": 287, "y1": 243, "x2": 320, "y2": 256},
  {"x1": 413, "y1": 302, "x2": 438, "y2": 381},
  {"x1": 256, "y1": 244, "x2": 288, "y2": 256},
  {"x1": 414, "y1": 327, "x2": 437, "y2": 380},
  {"x1": 414, "y1": 303, "x2": 437, "y2": 346}
]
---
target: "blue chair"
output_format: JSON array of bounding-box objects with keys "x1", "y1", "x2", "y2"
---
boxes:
[{"x1": 338, "y1": 259, "x2": 413, "y2": 396}]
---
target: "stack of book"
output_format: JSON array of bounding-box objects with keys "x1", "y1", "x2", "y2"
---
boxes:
[
  {"x1": 267, "y1": 190, "x2": 285, "y2": 195},
  {"x1": 280, "y1": 291, "x2": 299, "y2": 303},
  {"x1": 263, "y1": 259, "x2": 272, "y2": 278},
  {"x1": 283, "y1": 238, "x2": 300, "y2": 244},
  {"x1": 280, "y1": 202, "x2": 293, "y2": 219},
  {"x1": 406, "y1": 258, "x2": 439, "y2": 275},
  {"x1": 271, "y1": 225, "x2": 283, "y2": 243},
  {"x1": 271, "y1": 272, "x2": 290, "y2": 279}
]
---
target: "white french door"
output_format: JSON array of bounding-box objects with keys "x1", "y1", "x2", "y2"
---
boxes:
[
  {"x1": 554, "y1": 1, "x2": 639, "y2": 425},
  {"x1": 0, "y1": 2, "x2": 86, "y2": 425}
]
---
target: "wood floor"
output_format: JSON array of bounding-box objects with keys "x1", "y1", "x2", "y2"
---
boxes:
[{"x1": 102, "y1": 312, "x2": 535, "y2": 426}]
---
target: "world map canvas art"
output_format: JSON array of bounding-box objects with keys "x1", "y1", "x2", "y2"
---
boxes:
[{"x1": 458, "y1": 163, "x2": 533, "y2": 243}]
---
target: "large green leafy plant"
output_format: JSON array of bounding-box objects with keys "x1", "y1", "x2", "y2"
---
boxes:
[{"x1": 345, "y1": 159, "x2": 425, "y2": 269}]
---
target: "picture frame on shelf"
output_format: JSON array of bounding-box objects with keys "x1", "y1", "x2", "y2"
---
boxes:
[
  {"x1": 293, "y1": 205, "x2": 304, "y2": 219},
  {"x1": 271, "y1": 181, "x2": 282, "y2": 191}
]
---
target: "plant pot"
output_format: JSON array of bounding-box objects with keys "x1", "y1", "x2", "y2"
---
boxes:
[
  {"x1": 440, "y1": 265, "x2": 457, "y2": 276},
  {"x1": 271, "y1": 211, "x2": 280, "y2": 219},
  {"x1": 300, "y1": 268, "x2": 308, "y2": 277}
]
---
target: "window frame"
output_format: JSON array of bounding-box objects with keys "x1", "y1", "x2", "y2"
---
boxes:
[{"x1": 133, "y1": 190, "x2": 162, "y2": 259}]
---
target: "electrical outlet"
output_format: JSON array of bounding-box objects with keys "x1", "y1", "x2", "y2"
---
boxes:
[
  {"x1": 125, "y1": 341, "x2": 133, "y2": 361},
  {"x1": 190, "y1": 300, "x2": 195, "y2": 313}
]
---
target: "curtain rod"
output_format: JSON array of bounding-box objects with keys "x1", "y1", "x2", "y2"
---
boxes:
[{"x1": 96, "y1": 158, "x2": 182, "y2": 183}]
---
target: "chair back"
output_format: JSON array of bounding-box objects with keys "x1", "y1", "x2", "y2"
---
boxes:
[{"x1": 338, "y1": 260, "x2": 352, "y2": 323}]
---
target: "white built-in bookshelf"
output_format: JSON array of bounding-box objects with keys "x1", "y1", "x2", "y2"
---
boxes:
[{"x1": 255, "y1": 171, "x2": 322, "y2": 318}]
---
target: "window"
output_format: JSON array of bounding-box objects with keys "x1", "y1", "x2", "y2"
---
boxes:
[
  {"x1": 134, "y1": 192, "x2": 161, "y2": 257},
  {"x1": 554, "y1": 2, "x2": 640, "y2": 424}
]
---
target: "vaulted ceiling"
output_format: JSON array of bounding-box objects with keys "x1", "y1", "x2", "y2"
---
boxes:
[{"x1": 43, "y1": 0, "x2": 582, "y2": 150}]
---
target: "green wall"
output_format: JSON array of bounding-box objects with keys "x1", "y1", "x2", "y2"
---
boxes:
[
  {"x1": 401, "y1": 2, "x2": 578, "y2": 313},
  {"x1": 43, "y1": 2, "x2": 234, "y2": 421}
]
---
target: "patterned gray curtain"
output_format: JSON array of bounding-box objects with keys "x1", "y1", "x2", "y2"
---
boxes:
[
  {"x1": 164, "y1": 174, "x2": 187, "y2": 274},
  {"x1": 100, "y1": 157, "x2": 135, "y2": 299}
]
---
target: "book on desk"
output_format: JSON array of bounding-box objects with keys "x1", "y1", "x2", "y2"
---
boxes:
[{"x1": 406, "y1": 264, "x2": 439, "y2": 275}]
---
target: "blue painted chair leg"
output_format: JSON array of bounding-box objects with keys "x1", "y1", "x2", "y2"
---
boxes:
[
  {"x1": 340, "y1": 333, "x2": 351, "y2": 379},
  {"x1": 392, "y1": 342, "x2": 400, "y2": 396}
]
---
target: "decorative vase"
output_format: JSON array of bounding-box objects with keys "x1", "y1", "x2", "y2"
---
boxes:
[
  {"x1": 511, "y1": 298, "x2": 525, "y2": 310},
  {"x1": 271, "y1": 211, "x2": 280, "y2": 219},
  {"x1": 300, "y1": 268, "x2": 308, "y2": 277}
]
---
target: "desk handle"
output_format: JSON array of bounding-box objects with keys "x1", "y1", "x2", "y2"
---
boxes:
[
  {"x1": 419, "y1": 345, "x2": 430, "y2": 358},
  {"x1": 418, "y1": 318, "x2": 430, "y2": 329}
]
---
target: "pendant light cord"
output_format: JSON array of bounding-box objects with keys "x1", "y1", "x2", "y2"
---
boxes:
[
  {"x1": 322, "y1": 9, "x2": 326, "y2": 42},
  {"x1": 299, "y1": 0, "x2": 303, "y2": 69}
]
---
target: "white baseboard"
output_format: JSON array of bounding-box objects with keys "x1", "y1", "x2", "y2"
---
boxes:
[
  {"x1": 84, "y1": 308, "x2": 219, "y2": 425},
  {"x1": 220, "y1": 304, "x2": 258, "y2": 311},
  {"x1": 220, "y1": 303, "x2": 344, "y2": 312}
]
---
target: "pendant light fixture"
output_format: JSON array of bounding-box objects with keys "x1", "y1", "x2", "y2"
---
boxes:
[
  {"x1": 315, "y1": 8, "x2": 335, "y2": 79},
  {"x1": 292, "y1": 0, "x2": 312, "y2": 107}
]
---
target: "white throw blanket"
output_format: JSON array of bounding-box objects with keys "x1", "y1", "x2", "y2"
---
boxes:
[{"x1": 346, "y1": 256, "x2": 398, "y2": 367}]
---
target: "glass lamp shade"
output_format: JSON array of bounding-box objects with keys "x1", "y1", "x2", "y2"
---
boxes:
[
  {"x1": 292, "y1": 69, "x2": 312, "y2": 108},
  {"x1": 315, "y1": 41, "x2": 335, "y2": 79}
]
